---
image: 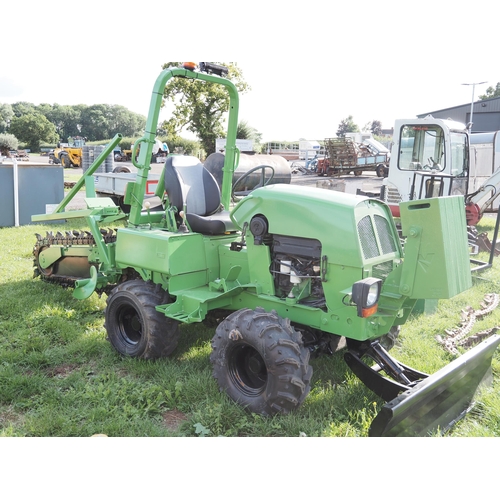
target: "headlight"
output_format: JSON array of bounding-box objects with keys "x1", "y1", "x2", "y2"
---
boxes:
[{"x1": 352, "y1": 278, "x2": 382, "y2": 318}]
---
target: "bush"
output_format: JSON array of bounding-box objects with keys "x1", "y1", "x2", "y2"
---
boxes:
[
  {"x1": 0, "y1": 133, "x2": 19, "y2": 156},
  {"x1": 162, "y1": 136, "x2": 202, "y2": 158}
]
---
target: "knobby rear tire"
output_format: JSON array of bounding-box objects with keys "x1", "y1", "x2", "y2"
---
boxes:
[{"x1": 210, "y1": 307, "x2": 313, "y2": 415}]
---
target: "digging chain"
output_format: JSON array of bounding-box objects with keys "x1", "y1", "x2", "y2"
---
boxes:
[
  {"x1": 33, "y1": 228, "x2": 117, "y2": 293},
  {"x1": 436, "y1": 293, "x2": 500, "y2": 355}
]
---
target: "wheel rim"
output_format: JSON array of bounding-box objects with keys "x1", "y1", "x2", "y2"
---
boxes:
[
  {"x1": 116, "y1": 304, "x2": 142, "y2": 345},
  {"x1": 228, "y1": 344, "x2": 267, "y2": 396}
]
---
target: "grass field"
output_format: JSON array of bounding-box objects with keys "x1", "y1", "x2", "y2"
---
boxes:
[{"x1": 1, "y1": 208, "x2": 500, "y2": 437}]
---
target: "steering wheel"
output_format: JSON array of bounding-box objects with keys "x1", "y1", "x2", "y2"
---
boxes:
[{"x1": 232, "y1": 165, "x2": 275, "y2": 201}]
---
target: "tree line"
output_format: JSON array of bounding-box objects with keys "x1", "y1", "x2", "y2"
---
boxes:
[{"x1": 0, "y1": 102, "x2": 146, "y2": 152}]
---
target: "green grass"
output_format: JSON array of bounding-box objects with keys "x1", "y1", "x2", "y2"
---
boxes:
[{"x1": 1, "y1": 216, "x2": 500, "y2": 437}]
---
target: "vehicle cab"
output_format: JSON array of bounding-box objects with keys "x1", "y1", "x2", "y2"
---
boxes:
[{"x1": 381, "y1": 117, "x2": 469, "y2": 217}]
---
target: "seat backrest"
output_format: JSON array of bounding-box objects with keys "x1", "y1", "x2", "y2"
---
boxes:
[{"x1": 164, "y1": 155, "x2": 221, "y2": 216}]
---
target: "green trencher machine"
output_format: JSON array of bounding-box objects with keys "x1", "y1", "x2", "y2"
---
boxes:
[{"x1": 32, "y1": 62, "x2": 499, "y2": 436}]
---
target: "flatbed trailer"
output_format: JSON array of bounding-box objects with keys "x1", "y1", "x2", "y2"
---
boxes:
[
  {"x1": 93, "y1": 171, "x2": 161, "y2": 210},
  {"x1": 317, "y1": 137, "x2": 389, "y2": 177}
]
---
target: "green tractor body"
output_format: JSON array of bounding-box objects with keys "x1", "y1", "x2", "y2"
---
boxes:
[{"x1": 32, "y1": 63, "x2": 499, "y2": 436}]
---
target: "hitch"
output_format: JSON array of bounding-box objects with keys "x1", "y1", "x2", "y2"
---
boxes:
[{"x1": 345, "y1": 335, "x2": 500, "y2": 436}]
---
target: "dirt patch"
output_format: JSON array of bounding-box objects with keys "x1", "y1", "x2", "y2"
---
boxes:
[
  {"x1": 0, "y1": 407, "x2": 24, "y2": 428},
  {"x1": 162, "y1": 409, "x2": 188, "y2": 432},
  {"x1": 45, "y1": 364, "x2": 79, "y2": 378}
]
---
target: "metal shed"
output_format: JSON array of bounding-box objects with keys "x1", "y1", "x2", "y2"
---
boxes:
[{"x1": 418, "y1": 96, "x2": 500, "y2": 133}]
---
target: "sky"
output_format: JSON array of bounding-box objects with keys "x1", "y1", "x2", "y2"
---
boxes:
[{"x1": 1, "y1": 1, "x2": 498, "y2": 143}]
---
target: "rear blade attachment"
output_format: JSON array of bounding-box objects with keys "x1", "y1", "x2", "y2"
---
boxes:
[{"x1": 345, "y1": 335, "x2": 500, "y2": 437}]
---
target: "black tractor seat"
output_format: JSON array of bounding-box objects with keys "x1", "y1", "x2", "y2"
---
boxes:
[{"x1": 164, "y1": 155, "x2": 237, "y2": 235}]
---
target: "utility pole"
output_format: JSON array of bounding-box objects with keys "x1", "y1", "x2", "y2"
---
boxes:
[{"x1": 461, "y1": 81, "x2": 487, "y2": 131}]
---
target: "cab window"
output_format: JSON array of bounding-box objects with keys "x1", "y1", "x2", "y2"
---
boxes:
[{"x1": 398, "y1": 125, "x2": 445, "y2": 171}]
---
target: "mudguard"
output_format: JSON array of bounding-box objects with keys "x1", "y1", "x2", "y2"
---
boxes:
[{"x1": 368, "y1": 335, "x2": 500, "y2": 436}]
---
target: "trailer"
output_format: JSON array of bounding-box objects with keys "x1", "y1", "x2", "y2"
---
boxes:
[
  {"x1": 316, "y1": 136, "x2": 390, "y2": 177},
  {"x1": 93, "y1": 171, "x2": 161, "y2": 211}
]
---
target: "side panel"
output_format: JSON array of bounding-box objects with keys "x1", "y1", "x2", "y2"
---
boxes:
[
  {"x1": 469, "y1": 131, "x2": 500, "y2": 210},
  {"x1": 115, "y1": 228, "x2": 206, "y2": 275},
  {"x1": 399, "y1": 196, "x2": 472, "y2": 299}
]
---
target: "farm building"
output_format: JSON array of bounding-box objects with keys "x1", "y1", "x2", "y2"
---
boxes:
[{"x1": 418, "y1": 96, "x2": 500, "y2": 133}]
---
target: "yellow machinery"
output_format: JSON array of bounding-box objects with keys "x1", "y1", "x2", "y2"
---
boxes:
[{"x1": 50, "y1": 136, "x2": 85, "y2": 168}]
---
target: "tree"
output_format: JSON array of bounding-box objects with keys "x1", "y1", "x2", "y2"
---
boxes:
[
  {"x1": 70, "y1": 104, "x2": 146, "y2": 142},
  {"x1": 79, "y1": 104, "x2": 111, "y2": 141},
  {"x1": 479, "y1": 83, "x2": 500, "y2": 100},
  {"x1": 336, "y1": 115, "x2": 359, "y2": 137},
  {"x1": 0, "y1": 133, "x2": 18, "y2": 156},
  {"x1": 9, "y1": 113, "x2": 58, "y2": 152},
  {"x1": 40, "y1": 104, "x2": 83, "y2": 140},
  {"x1": 236, "y1": 120, "x2": 262, "y2": 151},
  {"x1": 2, "y1": 101, "x2": 146, "y2": 144},
  {"x1": 7, "y1": 102, "x2": 146, "y2": 143},
  {"x1": 11, "y1": 102, "x2": 36, "y2": 117},
  {"x1": 107, "y1": 105, "x2": 146, "y2": 138},
  {"x1": 0, "y1": 104, "x2": 14, "y2": 133},
  {"x1": 160, "y1": 62, "x2": 250, "y2": 156},
  {"x1": 362, "y1": 120, "x2": 382, "y2": 135}
]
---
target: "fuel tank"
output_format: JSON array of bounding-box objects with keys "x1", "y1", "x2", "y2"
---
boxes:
[{"x1": 204, "y1": 152, "x2": 291, "y2": 193}]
